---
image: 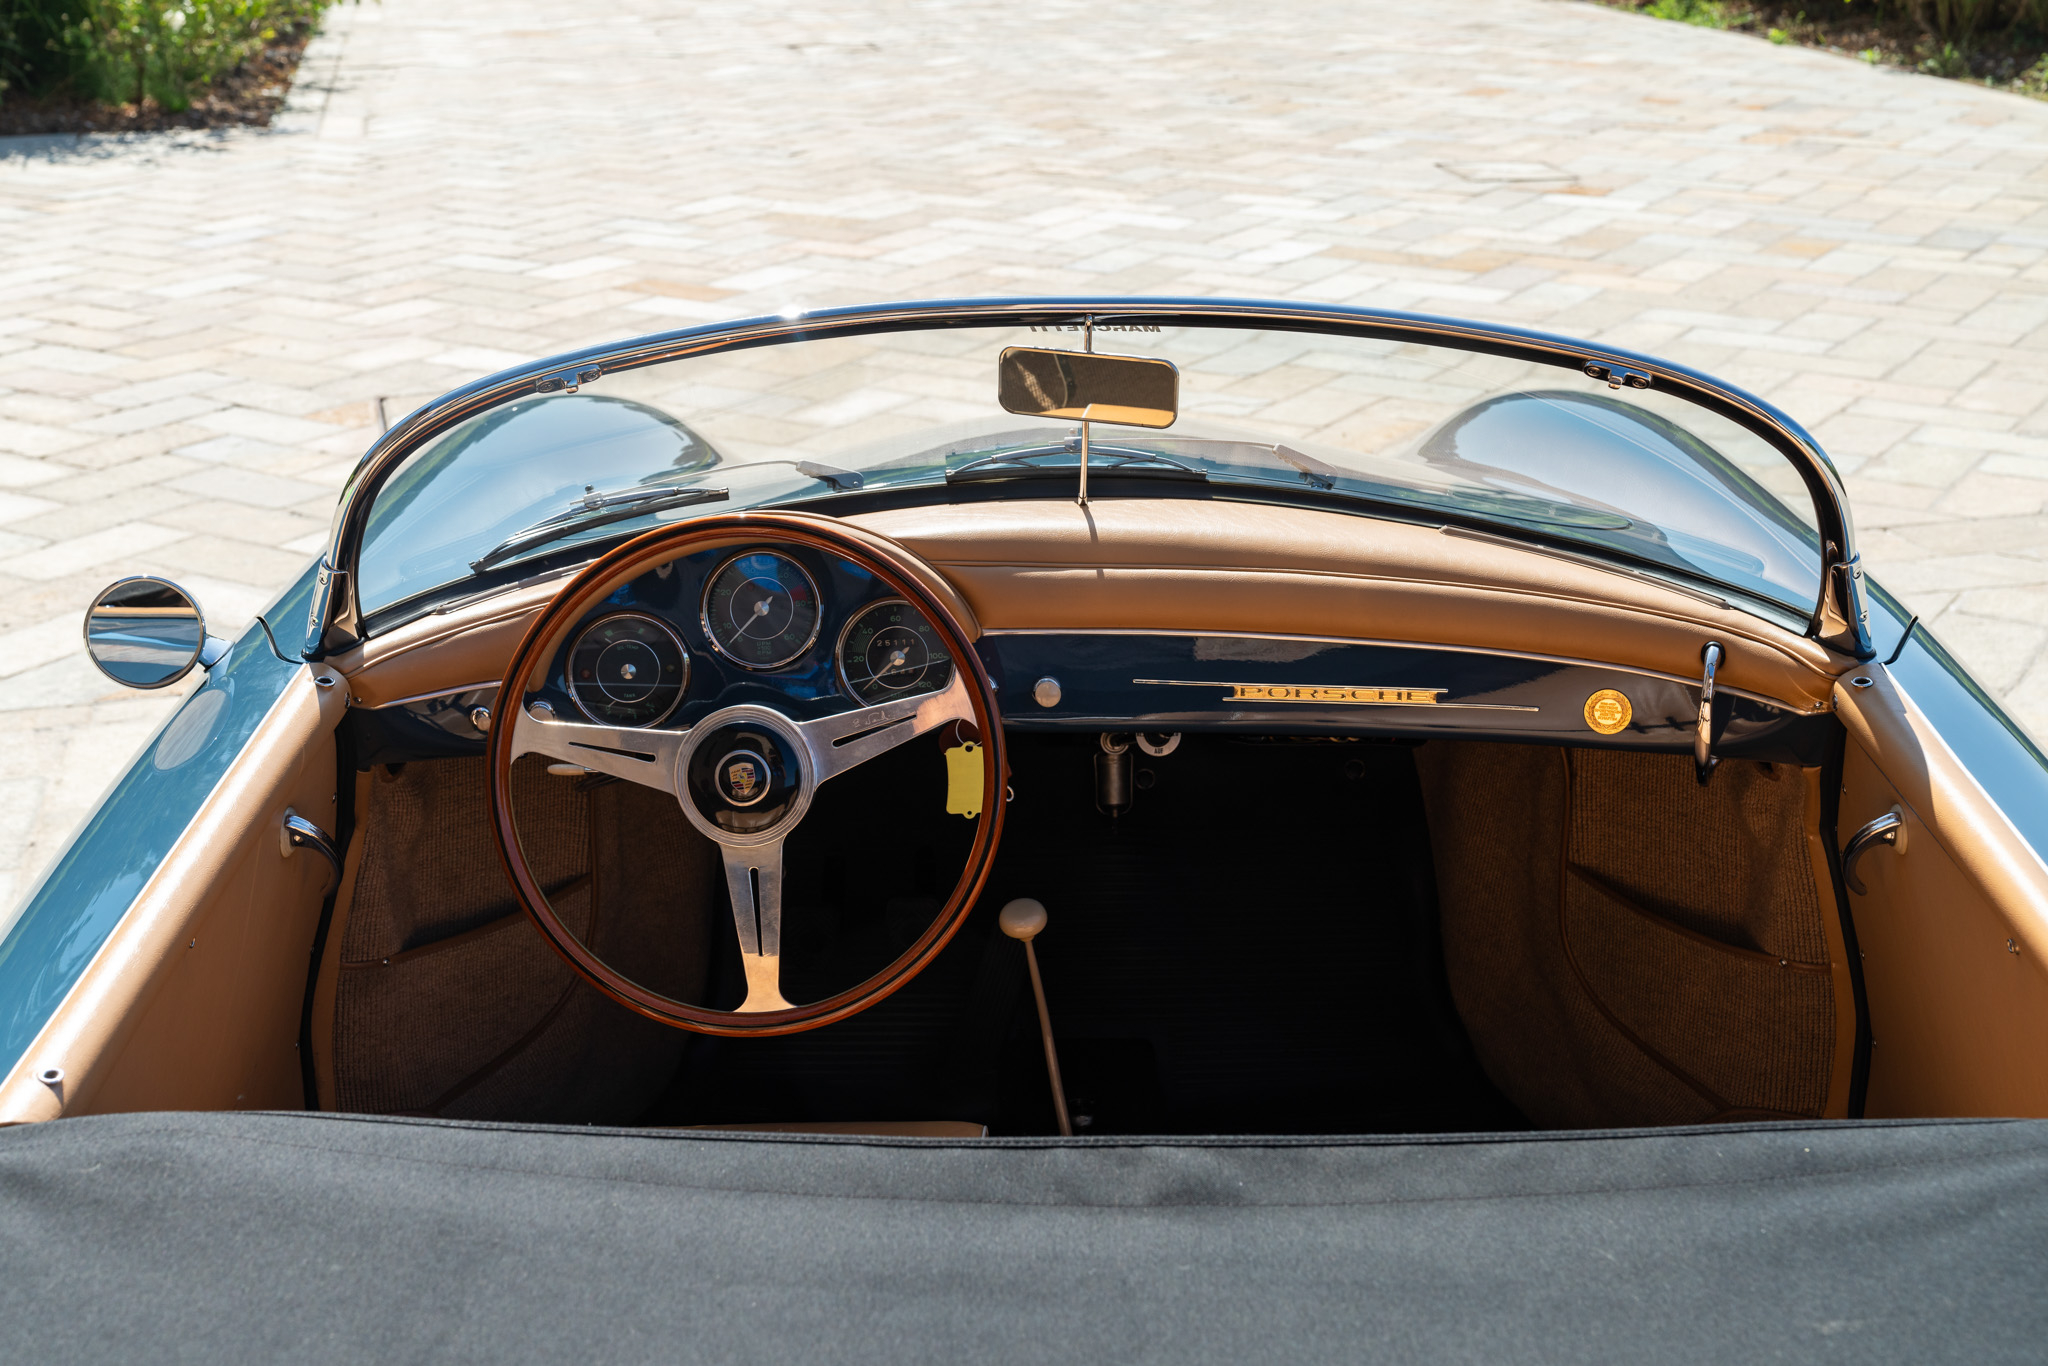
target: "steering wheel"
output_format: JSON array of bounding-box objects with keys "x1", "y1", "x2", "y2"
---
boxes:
[{"x1": 486, "y1": 511, "x2": 1006, "y2": 1036}]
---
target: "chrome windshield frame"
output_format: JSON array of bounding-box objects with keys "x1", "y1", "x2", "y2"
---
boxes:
[{"x1": 301, "y1": 297, "x2": 1872, "y2": 661}]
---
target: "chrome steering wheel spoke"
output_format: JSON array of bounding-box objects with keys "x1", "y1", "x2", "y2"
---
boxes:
[
  {"x1": 720, "y1": 840, "x2": 793, "y2": 1013},
  {"x1": 796, "y1": 670, "x2": 976, "y2": 786},
  {"x1": 677, "y1": 675, "x2": 974, "y2": 1017},
  {"x1": 508, "y1": 703, "x2": 686, "y2": 796}
]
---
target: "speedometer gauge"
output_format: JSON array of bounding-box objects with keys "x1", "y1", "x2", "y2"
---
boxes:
[
  {"x1": 567, "y1": 613, "x2": 689, "y2": 727},
  {"x1": 701, "y1": 550, "x2": 822, "y2": 670},
  {"x1": 837, "y1": 599, "x2": 954, "y2": 706}
]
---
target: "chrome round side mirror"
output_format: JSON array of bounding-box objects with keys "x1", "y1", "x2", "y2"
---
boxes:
[{"x1": 84, "y1": 576, "x2": 214, "y2": 690}]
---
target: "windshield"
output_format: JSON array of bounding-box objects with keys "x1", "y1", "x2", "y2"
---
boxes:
[{"x1": 356, "y1": 321, "x2": 1826, "y2": 623}]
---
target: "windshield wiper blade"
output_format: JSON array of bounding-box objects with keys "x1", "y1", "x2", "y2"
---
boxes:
[{"x1": 471, "y1": 485, "x2": 729, "y2": 573}]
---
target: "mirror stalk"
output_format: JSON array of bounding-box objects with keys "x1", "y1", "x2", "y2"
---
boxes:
[
  {"x1": 1077, "y1": 417, "x2": 1090, "y2": 507},
  {"x1": 1080, "y1": 320, "x2": 1091, "y2": 508}
]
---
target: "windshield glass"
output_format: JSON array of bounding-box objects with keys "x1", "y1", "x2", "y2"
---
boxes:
[{"x1": 357, "y1": 322, "x2": 1825, "y2": 622}]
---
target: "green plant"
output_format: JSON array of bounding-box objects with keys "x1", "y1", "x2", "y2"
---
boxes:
[
  {"x1": 1905, "y1": 0, "x2": 2048, "y2": 43},
  {"x1": 1921, "y1": 38, "x2": 1974, "y2": 72},
  {"x1": 0, "y1": 0, "x2": 332, "y2": 111},
  {"x1": 1645, "y1": 0, "x2": 1741, "y2": 25},
  {"x1": 0, "y1": 0, "x2": 82, "y2": 104},
  {"x1": 72, "y1": 1, "x2": 327, "y2": 110}
]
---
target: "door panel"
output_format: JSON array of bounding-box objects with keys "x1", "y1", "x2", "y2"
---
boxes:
[
  {"x1": 0, "y1": 668, "x2": 344, "y2": 1122},
  {"x1": 1835, "y1": 668, "x2": 2048, "y2": 1118}
]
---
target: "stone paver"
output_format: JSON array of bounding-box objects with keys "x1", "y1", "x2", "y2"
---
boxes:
[{"x1": 0, "y1": 0, "x2": 2045, "y2": 918}]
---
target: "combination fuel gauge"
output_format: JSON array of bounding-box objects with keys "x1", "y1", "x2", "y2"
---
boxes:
[{"x1": 567, "y1": 613, "x2": 689, "y2": 727}]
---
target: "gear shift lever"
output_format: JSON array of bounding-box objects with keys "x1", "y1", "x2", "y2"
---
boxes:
[{"x1": 1000, "y1": 898, "x2": 1072, "y2": 1137}]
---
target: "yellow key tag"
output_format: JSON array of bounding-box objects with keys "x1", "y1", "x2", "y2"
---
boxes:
[{"x1": 944, "y1": 741, "x2": 982, "y2": 818}]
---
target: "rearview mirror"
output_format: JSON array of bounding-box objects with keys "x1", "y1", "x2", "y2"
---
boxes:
[
  {"x1": 997, "y1": 347, "x2": 1178, "y2": 429},
  {"x1": 84, "y1": 576, "x2": 221, "y2": 690}
]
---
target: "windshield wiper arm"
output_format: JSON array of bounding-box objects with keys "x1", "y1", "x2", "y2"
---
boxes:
[
  {"x1": 471, "y1": 485, "x2": 729, "y2": 573},
  {"x1": 1271, "y1": 444, "x2": 1339, "y2": 491}
]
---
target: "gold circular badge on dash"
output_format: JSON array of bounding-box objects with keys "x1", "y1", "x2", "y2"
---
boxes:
[{"x1": 1583, "y1": 689, "x2": 1632, "y2": 736}]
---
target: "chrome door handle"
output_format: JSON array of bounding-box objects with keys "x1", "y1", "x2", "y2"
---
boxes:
[
  {"x1": 281, "y1": 808, "x2": 342, "y2": 895},
  {"x1": 1842, "y1": 808, "x2": 1905, "y2": 895}
]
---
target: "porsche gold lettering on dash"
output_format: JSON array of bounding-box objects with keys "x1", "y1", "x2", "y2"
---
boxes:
[
  {"x1": 1132, "y1": 679, "x2": 1541, "y2": 713},
  {"x1": 1229, "y1": 684, "x2": 1444, "y2": 705},
  {"x1": 1136, "y1": 679, "x2": 1445, "y2": 706}
]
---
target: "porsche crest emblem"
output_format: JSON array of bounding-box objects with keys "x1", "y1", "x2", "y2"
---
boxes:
[
  {"x1": 715, "y1": 749, "x2": 773, "y2": 807},
  {"x1": 1583, "y1": 689, "x2": 1632, "y2": 735},
  {"x1": 726, "y1": 761, "x2": 759, "y2": 800}
]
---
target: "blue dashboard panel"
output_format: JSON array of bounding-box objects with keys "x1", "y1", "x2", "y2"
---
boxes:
[
  {"x1": 348, "y1": 540, "x2": 913, "y2": 764},
  {"x1": 524, "y1": 542, "x2": 899, "y2": 728},
  {"x1": 978, "y1": 631, "x2": 1835, "y2": 765}
]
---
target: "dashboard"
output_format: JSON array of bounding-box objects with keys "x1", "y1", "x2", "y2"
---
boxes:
[{"x1": 344, "y1": 532, "x2": 1837, "y2": 771}]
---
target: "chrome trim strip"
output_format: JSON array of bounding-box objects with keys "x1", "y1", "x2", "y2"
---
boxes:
[
  {"x1": 364, "y1": 681, "x2": 500, "y2": 711},
  {"x1": 980, "y1": 628, "x2": 1828, "y2": 715},
  {"x1": 304, "y1": 297, "x2": 1868, "y2": 660}
]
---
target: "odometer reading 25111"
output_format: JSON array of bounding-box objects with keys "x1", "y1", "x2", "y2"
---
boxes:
[
  {"x1": 701, "y1": 550, "x2": 822, "y2": 670},
  {"x1": 836, "y1": 599, "x2": 954, "y2": 706}
]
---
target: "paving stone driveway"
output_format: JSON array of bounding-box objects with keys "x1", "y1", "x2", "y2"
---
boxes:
[{"x1": 0, "y1": 0, "x2": 2044, "y2": 916}]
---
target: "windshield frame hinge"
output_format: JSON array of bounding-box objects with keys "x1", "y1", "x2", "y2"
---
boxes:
[
  {"x1": 535, "y1": 365, "x2": 605, "y2": 396},
  {"x1": 1584, "y1": 362, "x2": 1652, "y2": 391}
]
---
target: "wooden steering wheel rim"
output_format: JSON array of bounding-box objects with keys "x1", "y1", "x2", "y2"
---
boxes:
[{"x1": 486, "y1": 511, "x2": 1007, "y2": 1037}]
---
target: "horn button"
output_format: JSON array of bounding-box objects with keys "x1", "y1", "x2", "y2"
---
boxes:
[{"x1": 685, "y1": 722, "x2": 805, "y2": 835}]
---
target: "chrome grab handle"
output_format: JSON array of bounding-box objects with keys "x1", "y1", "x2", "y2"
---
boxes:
[
  {"x1": 281, "y1": 808, "x2": 342, "y2": 895},
  {"x1": 1842, "y1": 808, "x2": 1906, "y2": 895},
  {"x1": 1694, "y1": 641, "x2": 1723, "y2": 787}
]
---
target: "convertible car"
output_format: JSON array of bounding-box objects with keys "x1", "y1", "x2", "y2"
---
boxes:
[{"x1": 3, "y1": 299, "x2": 2047, "y2": 1360}]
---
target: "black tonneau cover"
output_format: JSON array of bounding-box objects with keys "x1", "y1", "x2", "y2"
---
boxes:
[{"x1": 3, "y1": 1112, "x2": 2045, "y2": 1363}]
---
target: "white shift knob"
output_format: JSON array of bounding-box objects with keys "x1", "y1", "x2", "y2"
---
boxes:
[{"x1": 999, "y1": 898, "x2": 1048, "y2": 942}]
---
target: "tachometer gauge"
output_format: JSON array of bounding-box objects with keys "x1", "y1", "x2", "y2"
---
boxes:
[
  {"x1": 837, "y1": 599, "x2": 954, "y2": 706},
  {"x1": 567, "y1": 613, "x2": 689, "y2": 727},
  {"x1": 701, "y1": 550, "x2": 822, "y2": 670}
]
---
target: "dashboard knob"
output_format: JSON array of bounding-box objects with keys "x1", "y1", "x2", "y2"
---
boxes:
[{"x1": 1032, "y1": 677, "x2": 1062, "y2": 708}]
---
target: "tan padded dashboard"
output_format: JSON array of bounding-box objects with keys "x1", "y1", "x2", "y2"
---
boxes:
[
  {"x1": 847, "y1": 500, "x2": 1847, "y2": 710},
  {"x1": 332, "y1": 499, "x2": 1849, "y2": 713}
]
